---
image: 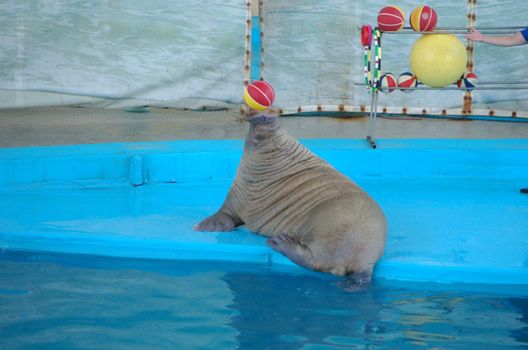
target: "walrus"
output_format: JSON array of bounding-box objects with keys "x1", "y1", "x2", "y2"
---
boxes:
[{"x1": 194, "y1": 107, "x2": 386, "y2": 284}]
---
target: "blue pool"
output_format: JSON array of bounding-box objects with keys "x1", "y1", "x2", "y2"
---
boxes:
[
  {"x1": 1, "y1": 251, "x2": 527, "y2": 349},
  {"x1": 1, "y1": 138, "x2": 528, "y2": 349}
]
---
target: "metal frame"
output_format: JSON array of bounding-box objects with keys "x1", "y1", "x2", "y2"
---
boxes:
[{"x1": 365, "y1": 26, "x2": 528, "y2": 148}]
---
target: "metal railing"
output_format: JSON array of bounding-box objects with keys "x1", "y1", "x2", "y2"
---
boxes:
[{"x1": 363, "y1": 26, "x2": 528, "y2": 148}]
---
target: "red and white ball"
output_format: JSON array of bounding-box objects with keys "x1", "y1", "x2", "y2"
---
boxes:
[
  {"x1": 243, "y1": 80, "x2": 275, "y2": 111},
  {"x1": 409, "y1": 5, "x2": 438, "y2": 32},
  {"x1": 397, "y1": 72, "x2": 418, "y2": 92},
  {"x1": 377, "y1": 6, "x2": 405, "y2": 32},
  {"x1": 378, "y1": 73, "x2": 397, "y2": 93},
  {"x1": 457, "y1": 72, "x2": 478, "y2": 90}
]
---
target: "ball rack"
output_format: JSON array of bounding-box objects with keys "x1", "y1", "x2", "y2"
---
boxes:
[{"x1": 361, "y1": 25, "x2": 528, "y2": 148}]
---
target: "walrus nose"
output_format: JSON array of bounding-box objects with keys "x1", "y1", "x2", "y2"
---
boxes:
[
  {"x1": 244, "y1": 106, "x2": 280, "y2": 122},
  {"x1": 243, "y1": 105, "x2": 262, "y2": 120}
]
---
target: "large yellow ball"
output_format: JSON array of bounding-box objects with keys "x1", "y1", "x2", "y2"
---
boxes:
[{"x1": 410, "y1": 34, "x2": 467, "y2": 88}]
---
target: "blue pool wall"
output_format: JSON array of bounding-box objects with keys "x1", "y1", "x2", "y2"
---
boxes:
[
  {"x1": 0, "y1": 138, "x2": 527, "y2": 286},
  {"x1": 1, "y1": 139, "x2": 527, "y2": 187}
]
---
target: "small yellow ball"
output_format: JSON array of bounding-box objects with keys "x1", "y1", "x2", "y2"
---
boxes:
[{"x1": 410, "y1": 34, "x2": 467, "y2": 88}]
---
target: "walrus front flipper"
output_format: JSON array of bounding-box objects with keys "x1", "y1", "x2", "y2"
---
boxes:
[
  {"x1": 267, "y1": 234, "x2": 320, "y2": 272},
  {"x1": 348, "y1": 267, "x2": 373, "y2": 285},
  {"x1": 340, "y1": 267, "x2": 374, "y2": 292},
  {"x1": 194, "y1": 210, "x2": 242, "y2": 232},
  {"x1": 194, "y1": 188, "x2": 243, "y2": 232}
]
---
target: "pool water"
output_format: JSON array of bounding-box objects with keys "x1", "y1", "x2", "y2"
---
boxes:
[
  {"x1": 0, "y1": 138, "x2": 527, "y2": 349},
  {"x1": 1, "y1": 251, "x2": 527, "y2": 350}
]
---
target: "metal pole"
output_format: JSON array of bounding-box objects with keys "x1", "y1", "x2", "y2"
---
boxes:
[
  {"x1": 382, "y1": 30, "x2": 524, "y2": 35},
  {"x1": 434, "y1": 26, "x2": 526, "y2": 30},
  {"x1": 366, "y1": 92, "x2": 379, "y2": 149},
  {"x1": 357, "y1": 25, "x2": 527, "y2": 34},
  {"x1": 478, "y1": 81, "x2": 528, "y2": 85},
  {"x1": 367, "y1": 92, "x2": 375, "y2": 136},
  {"x1": 413, "y1": 86, "x2": 528, "y2": 90},
  {"x1": 357, "y1": 25, "x2": 527, "y2": 30},
  {"x1": 355, "y1": 83, "x2": 528, "y2": 91},
  {"x1": 372, "y1": 92, "x2": 379, "y2": 143}
]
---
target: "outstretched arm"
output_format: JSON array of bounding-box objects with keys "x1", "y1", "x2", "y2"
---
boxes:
[{"x1": 465, "y1": 29, "x2": 527, "y2": 47}]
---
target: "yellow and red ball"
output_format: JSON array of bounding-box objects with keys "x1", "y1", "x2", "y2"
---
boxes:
[
  {"x1": 410, "y1": 5, "x2": 438, "y2": 32},
  {"x1": 244, "y1": 80, "x2": 275, "y2": 111}
]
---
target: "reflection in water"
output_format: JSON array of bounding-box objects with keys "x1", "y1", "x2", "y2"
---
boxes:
[
  {"x1": 0, "y1": 251, "x2": 527, "y2": 350},
  {"x1": 223, "y1": 271, "x2": 528, "y2": 350},
  {"x1": 509, "y1": 298, "x2": 528, "y2": 345},
  {"x1": 223, "y1": 272, "x2": 384, "y2": 349},
  {"x1": 0, "y1": 252, "x2": 239, "y2": 349}
]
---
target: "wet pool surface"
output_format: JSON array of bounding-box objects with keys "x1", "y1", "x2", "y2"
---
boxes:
[{"x1": 0, "y1": 251, "x2": 527, "y2": 350}]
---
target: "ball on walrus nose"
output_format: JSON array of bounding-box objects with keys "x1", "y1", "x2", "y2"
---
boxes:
[{"x1": 244, "y1": 80, "x2": 275, "y2": 111}]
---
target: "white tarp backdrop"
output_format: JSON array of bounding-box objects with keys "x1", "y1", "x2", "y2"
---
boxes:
[
  {"x1": 0, "y1": 0, "x2": 246, "y2": 109},
  {"x1": 0, "y1": 0, "x2": 526, "y2": 115}
]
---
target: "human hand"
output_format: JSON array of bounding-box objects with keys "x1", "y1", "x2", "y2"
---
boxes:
[{"x1": 465, "y1": 29, "x2": 483, "y2": 42}]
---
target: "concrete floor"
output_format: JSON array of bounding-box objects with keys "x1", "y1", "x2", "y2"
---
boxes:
[{"x1": 0, "y1": 107, "x2": 527, "y2": 147}]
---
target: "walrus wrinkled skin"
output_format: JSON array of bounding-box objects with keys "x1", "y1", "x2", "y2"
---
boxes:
[{"x1": 194, "y1": 108, "x2": 386, "y2": 283}]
